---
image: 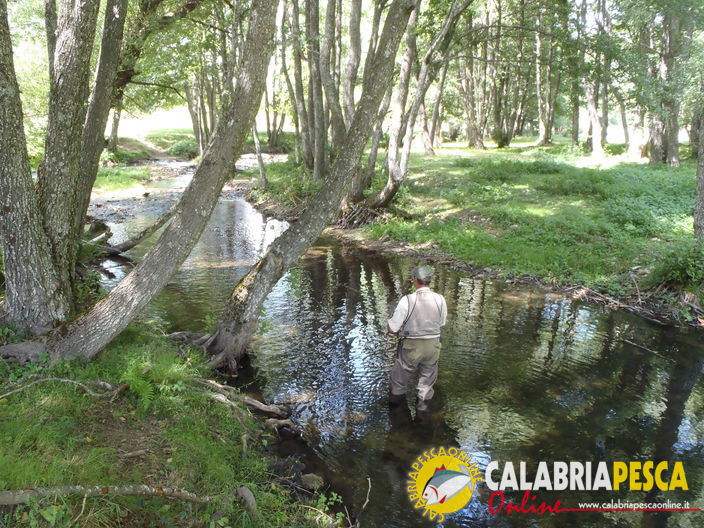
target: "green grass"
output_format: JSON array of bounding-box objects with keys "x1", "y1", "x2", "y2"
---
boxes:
[
  {"x1": 0, "y1": 324, "x2": 316, "y2": 527},
  {"x1": 246, "y1": 159, "x2": 323, "y2": 207},
  {"x1": 144, "y1": 128, "x2": 196, "y2": 151},
  {"x1": 363, "y1": 139, "x2": 702, "y2": 301},
  {"x1": 93, "y1": 167, "x2": 151, "y2": 191}
]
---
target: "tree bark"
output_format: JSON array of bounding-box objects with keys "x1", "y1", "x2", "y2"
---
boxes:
[
  {"x1": 252, "y1": 121, "x2": 268, "y2": 190},
  {"x1": 306, "y1": 0, "x2": 328, "y2": 179},
  {"x1": 584, "y1": 80, "x2": 604, "y2": 157},
  {"x1": 74, "y1": 0, "x2": 130, "y2": 246},
  {"x1": 290, "y1": 0, "x2": 313, "y2": 169},
  {"x1": 206, "y1": 0, "x2": 417, "y2": 368},
  {"x1": 36, "y1": 0, "x2": 101, "y2": 308},
  {"x1": 0, "y1": 0, "x2": 71, "y2": 333},
  {"x1": 319, "y1": 0, "x2": 347, "y2": 146},
  {"x1": 430, "y1": 61, "x2": 447, "y2": 147},
  {"x1": 695, "y1": 110, "x2": 704, "y2": 240},
  {"x1": 108, "y1": 105, "x2": 121, "y2": 152},
  {"x1": 367, "y1": 0, "x2": 472, "y2": 209},
  {"x1": 342, "y1": 0, "x2": 362, "y2": 126},
  {"x1": 0, "y1": 0, "x2": 279, "y2": 363}
]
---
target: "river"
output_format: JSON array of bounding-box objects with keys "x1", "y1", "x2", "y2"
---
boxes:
[{"x1": 92, "y1": 161, "x2": 704, "y2": 528}]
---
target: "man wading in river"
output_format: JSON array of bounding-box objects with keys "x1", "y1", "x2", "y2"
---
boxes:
[{"x1": 387, "y1": 265, "x2": 447, "y2": 411}]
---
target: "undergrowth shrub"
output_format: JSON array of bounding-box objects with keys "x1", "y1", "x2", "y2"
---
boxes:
[
  {"x1": 168, "y1": 138, "x2": 199, "y2": 160},
  {"x1": 646, "y1": 242, "x2": 704, "y2": 292}
]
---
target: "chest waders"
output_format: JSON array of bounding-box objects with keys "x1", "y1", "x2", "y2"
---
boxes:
[{"x1": 396, "y1": 291, "x2": 444, "y2": 357}]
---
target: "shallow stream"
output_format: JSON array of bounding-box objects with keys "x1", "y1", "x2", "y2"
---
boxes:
[{"x1": 95, "y1": 162, "x2": 704, "y2": 528}]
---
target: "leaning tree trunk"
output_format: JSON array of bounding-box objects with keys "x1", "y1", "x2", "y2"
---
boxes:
[
  {"x1": 0, "y1": 0, "x2": 279, "y2": 364},
  {"x1": 205, "y1": 0, "x2": 417, "y2": 368}
]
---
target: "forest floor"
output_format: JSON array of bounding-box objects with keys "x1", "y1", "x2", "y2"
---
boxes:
[
  {"x1": 0, "y1": 324, "x2": 329, "y2": 528},
  {"x1": 243, "y1": 137, "x2": 704, "y2": 327}
]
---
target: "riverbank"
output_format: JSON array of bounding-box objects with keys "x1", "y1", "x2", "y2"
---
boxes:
[
  {"x1": 238, "y1": 139, "x2": 704, "y2": 327},
  {"x1": 0, "y1": 323, "x2": 335, "y2": 527}
]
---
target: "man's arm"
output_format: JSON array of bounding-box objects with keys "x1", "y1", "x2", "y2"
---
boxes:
[{"x1": 387, "y1": 296, "x2": 409, "y2": 335}]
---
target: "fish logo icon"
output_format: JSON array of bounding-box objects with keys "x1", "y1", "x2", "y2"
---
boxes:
[
  {"x1": 422, "y1": 464, "x2": 474, "y2": 505},
  {"x1": 407, "y1": 447, "x2": 483, "y2": 522}
]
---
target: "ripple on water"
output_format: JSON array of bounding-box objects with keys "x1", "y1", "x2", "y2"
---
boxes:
[{"x1": 100, "y1": 177, "x2": 704, "y2": 527}]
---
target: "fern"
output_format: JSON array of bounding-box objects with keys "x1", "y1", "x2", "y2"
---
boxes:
[{"x1": 121, "y1": 361, "x2": 156, "y2": 411}]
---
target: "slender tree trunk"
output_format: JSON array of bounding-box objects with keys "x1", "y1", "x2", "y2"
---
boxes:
[
  {"x1": 252, "y1": 121, "x2": 267, "y2": 190},
  {"x1": 74, "y1": 0, "x2": 130, "y2": 246},
  {"x1": 584, "y1": 78, "x2": 604, "y2": 157},
  {"x1": 319, "y1": 0, "x2": 346, "y2": 147},
  {"x1": 108, "y1": 105, "x2": 121, "y2": 152},
  {"x1": 206, "y1": 0, "x2": 417, "y2": 367},
  {"x1": 430, "y1": 61, "x2": 447, "y2": 147},
  {"x1": 342, "y1": 0, "x2": 362, "y2": 126},
  {"x1": 0, "y1": 0, "x2": 279, "y2": 363},
  {"x1": 614, "y1": 89, "x2": 629, "y2": 147},
  {"x1": 367, "y1": 0, "x2": 472, "y2": 208},
  {"x1": 306, "y1": 0, "x2": 328, "y2": 179},
  {"x1": 290, "y1": 0, "x2": 313, "y2": 169},
  {"x1": 419, "y1": 103, "x2": 435, "y2": 155},
  {"x1": 365, "y1": 2, "x2": 418, "y2": 209}
]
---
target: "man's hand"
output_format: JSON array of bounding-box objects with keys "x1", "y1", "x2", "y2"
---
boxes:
[{"x1": 387, "y1": 322, "x2": 398, "y2": 335}]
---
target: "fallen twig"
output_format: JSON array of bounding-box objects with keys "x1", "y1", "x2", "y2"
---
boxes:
[
  {"x1": 0, "y1": 485, "x2": 218, "y2": 506},
  {"x1": 0, "y1": 378, "x2": 117, "y2": 400}
]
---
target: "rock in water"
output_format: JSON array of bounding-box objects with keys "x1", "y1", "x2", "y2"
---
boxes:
[{"x1": 300, "y1": 473, "x2": 325, "y2": 491}]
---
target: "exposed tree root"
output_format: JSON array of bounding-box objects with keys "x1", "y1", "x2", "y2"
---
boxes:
[
  {"x1": 338, "y1": 204, "x2": 384, "y2": 228},
  {"x1": 0, "y1": 377, "x2": 117, "y2": 400},
  {"x1": 0, "y1": 485, "x2": 217, "y2": 506},
  {"x1": 193, "y1": 378, "x2": 287, "y2": 418}
]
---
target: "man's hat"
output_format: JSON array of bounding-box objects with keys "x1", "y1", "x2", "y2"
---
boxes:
[{"x1": 411, "y1": 265, "x2": 434, "y2": 283}]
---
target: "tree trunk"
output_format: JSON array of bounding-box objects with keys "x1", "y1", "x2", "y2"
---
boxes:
[
  {"x1": 368, "y1": 0, "x2": 471, "y2": 208},
  {"x1": 430, "y1": 61, "x2": 447, "y2": 147},
  {"x1": 206, "y1": 0, "x2": 417, "y2": 368},
  {"x1": 584, "y1": 80, "x2": 604, "y2": 157},
  {"x1": 419, "y1": 103, "x2": 435, "y2": 155},
  {"x1": 36, "y1": 0, "x2": 101, "y2": 309},
  {"x1": 252, "y1": 121, "x2": 267, "y2": 190},
  {"x1": 342, "y1": 0, "x2": 362, "y2": 126},
  {"x1": 0, "y1": 0, "x2": 71, "y2": 333},
  {"x1": 695, "y1": 109, "x2": 704, "y2": 240},
  {"x1": 290, "y1": 0, "x2": 313, "y2": 170},
  {"x1": 364, "y1": 2, "x2": 418, "y2": 209},
  {"x1": 306, "y1": 0, "x2": 328, "y2": 179},
  {"x1": 614, "y1": 89, "x2": 629, "y2": 147},
  {"x1": 319, "y1": 0, "x2": 346, "y2": 147},
  {"x1": 108, "y1": 105, "x2": 121, "y2": 152},
  {"x1": 74, "y1": 0, "x2": 130, "y2": 248},
  {"x1": 0, "y1": 0, "x2": 279, "y2": 363},
  {"x1": 649, "y1": 112, "x2": 666, "y2": 164}
]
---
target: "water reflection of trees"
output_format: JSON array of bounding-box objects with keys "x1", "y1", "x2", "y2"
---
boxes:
[{"x1": 251, "y1": 241, "x2": 704, "y2": 528}]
